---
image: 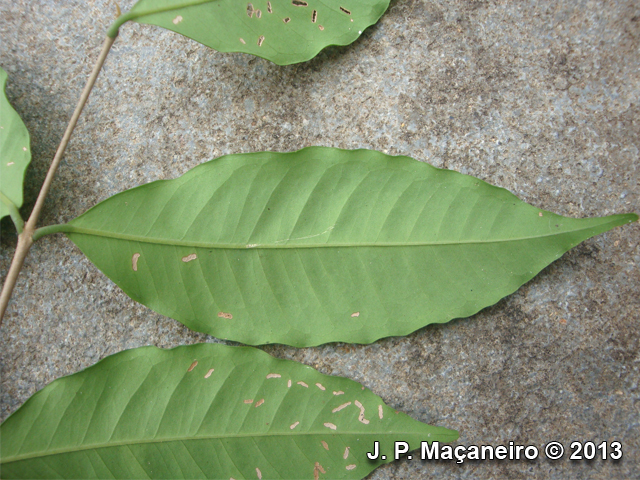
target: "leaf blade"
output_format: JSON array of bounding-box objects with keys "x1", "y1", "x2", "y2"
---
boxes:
[
  {"x1": 117, "y1": 0, "x2": 390, "y2": 65},
  {"x1": 61, "y1": 147, "x2": 637, "y2": 346},
  {"x1": 0, "y1": 67, "x2": 31, "y2": 225},
  {"x1": 0, "y1": 343, "x2": 457, "y2": 478}
]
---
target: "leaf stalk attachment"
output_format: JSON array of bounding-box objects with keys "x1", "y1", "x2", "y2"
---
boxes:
[
  {"x1": 0, "y1": 192, "x2": 24, "y2": 234},
  {"x1": 106, "y1": 0, "x2": 217, "y2": 38},
  {"x1": 0, "y1": 36, "x2": 116, "y2": 323}
]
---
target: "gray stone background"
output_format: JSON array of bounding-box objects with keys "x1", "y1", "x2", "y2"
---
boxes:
[{"x1": 1, "y1": 0, "x2": 639, "y2": 478}]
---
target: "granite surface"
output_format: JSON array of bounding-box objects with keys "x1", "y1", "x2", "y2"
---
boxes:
[{"x1": 1, "y1": 0, "x2": 639, "y2": 478}]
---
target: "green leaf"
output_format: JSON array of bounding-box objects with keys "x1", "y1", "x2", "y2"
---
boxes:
[
  {"x1": 0, "y1": 67, "x2": 31, "y2": 231},
  {"x1": 108, "y1": 0, "x2": 390, "y2": 65},
  {"x1": 50, "y1": 147, "x2": 637, "y2": 347},
  {"x1": 0, "y1": 343, "x2": 457, "y2": 479}
]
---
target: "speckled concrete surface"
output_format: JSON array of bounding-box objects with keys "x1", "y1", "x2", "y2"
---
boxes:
[{"x1": 1, "y1": 0, "x2": 639, "y2": 478}]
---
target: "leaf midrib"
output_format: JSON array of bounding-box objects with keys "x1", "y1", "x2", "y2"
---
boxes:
[
  {"x1": 49, "y1": 220, "x2": 623, "y2": 249},
  {"x1": 2, "y1": 429, "x2": 457, "y2": 464}
]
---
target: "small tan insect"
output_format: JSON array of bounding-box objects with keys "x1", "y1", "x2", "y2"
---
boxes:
[
  {"x1": 240, "y1": 38, "x2": 246, "y2": 44},
  {"x1": 324, "y1": 422, "x2": 337, "y2": 430},
  {"x1": 266, "y1": 373, "x2": 281, "y2": 379},
  {"x1": 218, "y1": 312, "x2": 233, "y2": 319},
  {"x1": 204, "y1": 368, "x2": 214, "y2": 378},
  {"x1": 244, "y1": 399, "x2": 254, "y2": 404},
  {"x1": 343, "y1": 447, "x2": 350, "y2": 459},
  {"x1": 172, "y1": 15, "x2": 183, "y2": 24},
  {"x1": 321, "y1": 441, "x2": 329, "y2": 450},
  {"x1": 318, "y1": 25, "x2": 324, "y2": 30},
  {"x1": 255, "y1": 399, "x2": 265, "y2": 407},
  {"x1": 315, "y1": 383, "x2": 326, "y2": 391},
  {"x1": 332, "y1": 402, "x2": 351, "y2": 413},
  {"x1": 333, "y1": 390, "x2": 344, "y2": 396},
  {"x1": 132, "y1": 253, "x2": 141, "y2": 271},
  {"x1": 351, "y1": 312, "x2": 360, "y2": 317},
  {"x1": 297, "y1": 381, "x2": 309, "y2": 388},
  {"x1": 346, "y1": 464, "x2": 356, "y2": 471},
  {"x1": 256, "y1": 468, "x2": 262, "y2": 480},
  {"x1": 288, "y1": 379, "x2": 292, "y2": 387},
  {"x1": 257, "y1": 35, "x2": 265, "y2": 46},
  {"x1": 378, "y1": 404, "x2": 384, "y2": 419},
  {"x1": 354, "y1": 400, "x2": 370, "y2": 424},
  {"x1": 187, "y1": 360, "x2": 198, "y2": 372},
  {"x1": 182, "y1": 253, "x2": 197, "y2": 262},
  {"x1": 290, "y1": 421, "x2": 300, "y2": 429}
]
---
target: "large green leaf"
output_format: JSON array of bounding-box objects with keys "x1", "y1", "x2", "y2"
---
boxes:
[
  {"x1": 0, "y1": 343, "x2": 457, "y2": 479},
  {"x1": 108, "y1": 0, "x2": 390, "y2": 65},
  {"x1": 49, "y1": 147, "x2": 637, "y2": 347},
  {"x1": 0, "y1": 67, "x2": 31, "y2": 230}
]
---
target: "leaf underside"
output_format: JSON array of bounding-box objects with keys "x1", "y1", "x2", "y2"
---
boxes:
[
  {"x1": 127, "y1": 0, "x2": 390, "y2": 65},
  {"x1": 62, "y1": 147, "x2": 637, "y2": 347},
  {"x1": 0, "y1": 343, "x2": 457, "y2": 479},
  {"x1": 0, "y1": 67, "x2": 31, "y2": 221}
]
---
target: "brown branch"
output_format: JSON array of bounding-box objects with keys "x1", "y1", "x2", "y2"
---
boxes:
[{"x1": 0, "y1": 36, "x2": 117, "y2": 323}]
